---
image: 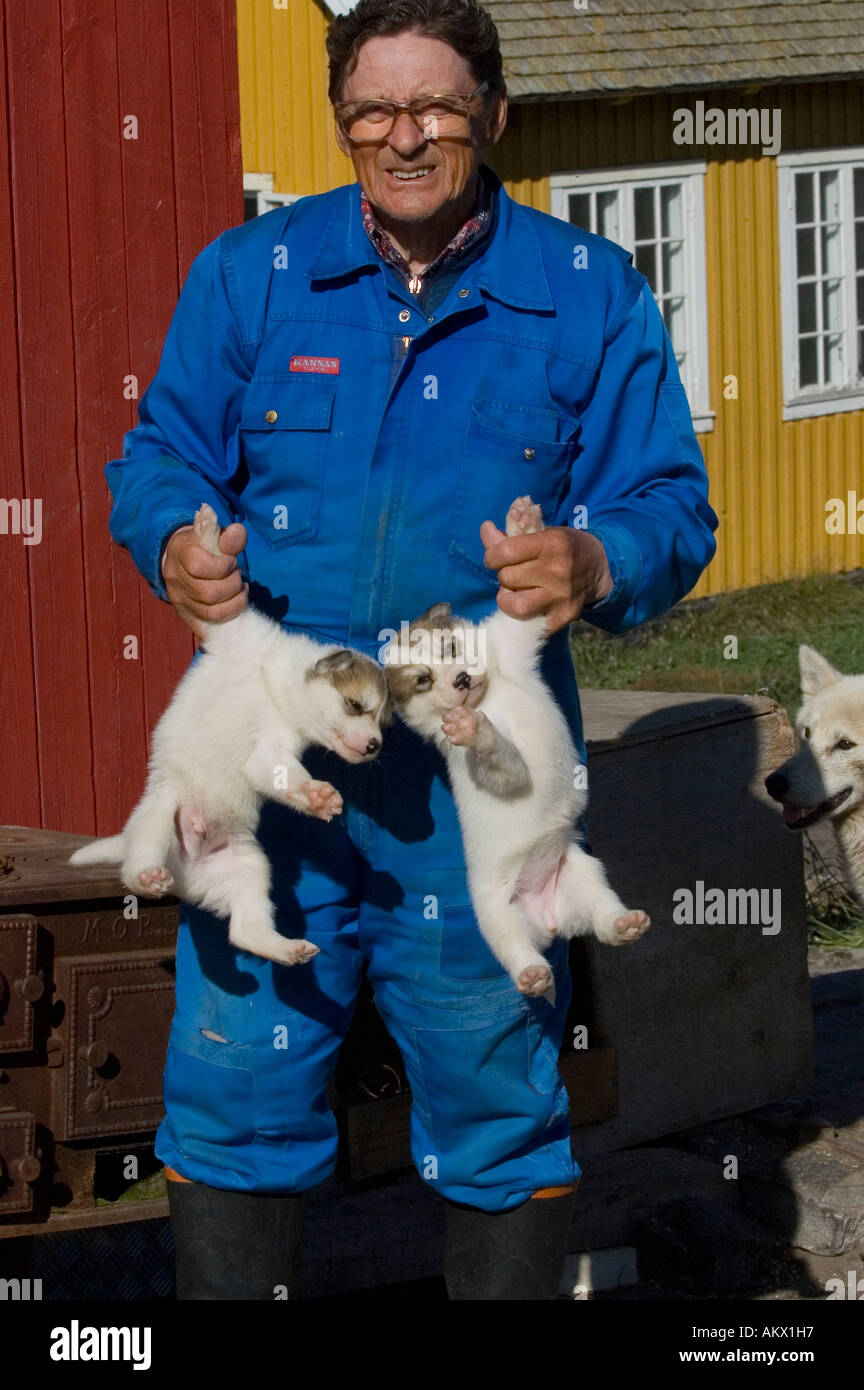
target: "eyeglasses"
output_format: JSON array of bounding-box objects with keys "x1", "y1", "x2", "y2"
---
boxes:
[{"x1": 335, "y1": 81, "x2": 490, "y2": 142}]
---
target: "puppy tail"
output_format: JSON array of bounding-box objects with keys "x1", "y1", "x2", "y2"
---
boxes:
[{"x1": 69, "y1": 834, "x2": 124, "y2": 867}]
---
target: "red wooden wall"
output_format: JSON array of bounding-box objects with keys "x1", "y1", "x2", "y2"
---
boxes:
[{"x1": 0, "y1": 0, "x2": 243, "y2": 834}]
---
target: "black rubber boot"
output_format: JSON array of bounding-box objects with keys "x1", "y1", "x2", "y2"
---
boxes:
[
  {"x1": 167, "y1": 1179, "x2": 306, "y2": 1300},
  {"x1": 443, "y1": 1187, "x2": 578, "y2": 1300}
]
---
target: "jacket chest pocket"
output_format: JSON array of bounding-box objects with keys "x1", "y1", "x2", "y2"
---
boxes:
[
  {"x1": 238, "y1": 375, "x2": 337, "y2": 547},
  {"x1": 450, "y1": 397, "x2": 579, "y2": 586}
]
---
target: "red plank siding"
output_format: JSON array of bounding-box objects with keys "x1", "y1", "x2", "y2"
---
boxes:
[{"x1": 0, "y1": 0, "x2": 243, "y2": 833}]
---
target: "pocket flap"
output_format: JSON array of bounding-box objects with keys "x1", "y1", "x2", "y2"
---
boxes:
[{"x1": 240, "y1": 375, "x2": 337, "y2": 431}]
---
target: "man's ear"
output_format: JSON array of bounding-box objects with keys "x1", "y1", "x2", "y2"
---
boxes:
[{"x1": 333, "y1": 116, "x2": 351, "y2": 159}]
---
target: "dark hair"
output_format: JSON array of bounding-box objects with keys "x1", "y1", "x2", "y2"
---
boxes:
[{"x1": 326, "y1": 0, "x2": 505, "y2": 105}]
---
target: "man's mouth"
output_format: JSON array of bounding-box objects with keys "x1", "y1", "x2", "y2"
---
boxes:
[
  {"x1": 387, "y1": 167, "x2": 435, "y2": 182},
  {"x1": 782, "y1": 786, "x2": 853, "y2": 829}
]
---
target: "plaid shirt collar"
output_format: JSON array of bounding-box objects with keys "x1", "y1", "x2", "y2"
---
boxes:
[{"x1": 360, "y1": 170, "x2": 492, "y2": 294}]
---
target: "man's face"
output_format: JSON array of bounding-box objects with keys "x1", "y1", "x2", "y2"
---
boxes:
[{"x1": 334, "y1": 32, "x2": 506, "y2": 225}]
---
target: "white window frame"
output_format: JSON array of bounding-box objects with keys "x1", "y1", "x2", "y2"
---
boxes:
[
  {"x1": 244, "y1": 172, "x2": 301, "y2": 218},
  {"x1": 550, "y1": 162, "x2": 713, "y2": 433},
  {"x1": 777, "y1": 146, "x2": 864, "y2": 420}
]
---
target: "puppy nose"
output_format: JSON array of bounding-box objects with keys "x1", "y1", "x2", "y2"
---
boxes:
[
  {"x1": 765, "y1": 770, "x2": 787, "y2": 800},
  {"x1": 365, "y1": 737, "x2": 381, "y2": 756},
  {"x1": 453, "y1": 671, "x2": 471, "y2": 691}
]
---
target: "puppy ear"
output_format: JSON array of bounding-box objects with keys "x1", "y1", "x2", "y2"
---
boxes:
[
  {"x1": 311, "y1": 649, "x2": 354, "y2": 677},
  {"x1": 380, "y1": 692, "x2": 396, "y2": 727},
  {"x1": 799, "y1": 645, "x2": 842, "y2": 697},
  {"x1": 385, "y1": 666, "x2": 419, "y2": 707},
  {"x1": 417, "y1": 601, "x2": 451, "y2": 626}
]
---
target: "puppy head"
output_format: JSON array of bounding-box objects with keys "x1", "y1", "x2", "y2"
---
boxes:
[
  {"x1": 764, "y1": 645, "x2": 864, "y2": 828},
  {"x1": 305, "y1": 648, "x2": 391, "y2": 763},
  {"x1": 384, "y1": 602, "x2": 488, "y2": 738}
]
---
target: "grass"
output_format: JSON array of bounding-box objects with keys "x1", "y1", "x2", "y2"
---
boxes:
[
  {"x1": 571, "y1": 569, "x2": 864, "y2": 946},
  {"x1": 571, "y1": 570, "x2": 864, "y2": 712}
]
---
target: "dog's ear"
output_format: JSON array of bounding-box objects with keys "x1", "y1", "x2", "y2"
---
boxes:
[
  {"x1": 379, "y1": 691, "x2": 396, "y2": 727},
  {"x1": 385, "y1": 665, "x2": 423, "y2": 707},
  {"x1": 416, "y1": 601, "x2": 451, "y2": 627},
  {"x1": 799, "y1": 645, "x2": 843, "y2": 697},
  {"x1": 310, "y1": 649, "x2": 354, "y2": 678}
]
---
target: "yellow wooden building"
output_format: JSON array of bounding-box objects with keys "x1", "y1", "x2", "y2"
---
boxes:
[{"x1": 236, "y1": 0, "x2": 864, "y2": 598}]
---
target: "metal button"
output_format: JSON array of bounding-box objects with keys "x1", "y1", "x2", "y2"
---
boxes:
[
  {"x1": 458, "y1": 288, "x2": 470, "y2": 298},
  {"x1": 265, "y1": 410, "x2": 278, "y2": 424},
  {"x1": 398, "y1": 309, "x2": 411, "y2": 323},
  {"x1": 524, "y1": 447, "x2": 536, "y2": 460}
]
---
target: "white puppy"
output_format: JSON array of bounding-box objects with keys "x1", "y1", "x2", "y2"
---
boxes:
[
  {"x1": 385, "y1": 496, "x2": 650, "y2": 997},
  {"x1": 70, "y1": 504, "x2": 389, "y2": 964}
]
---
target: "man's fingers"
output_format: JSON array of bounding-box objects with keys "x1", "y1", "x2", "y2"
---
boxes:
[
  {"x1": 180, "y1": 590, "x2": 249, "y2": 628},
  {"x1": 482, "y1": 530, "x2": 543, "y2": 572},
  {"x1": 217, "y1": 522, "x2": 247, "y2": 557},
  {"x1": 173, "y1": 569, "x2": 246, "y2": 608},
  {"x1": 180, "y1": 545, "x2": 240, "y2": 581}
]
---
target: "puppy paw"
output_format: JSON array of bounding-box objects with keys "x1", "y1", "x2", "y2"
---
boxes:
[
  {"x1": 442, "y1": 706, "x2": 480, "y2": 746},
  {"x1": 294, "y1": 780, "x2": 343, "y2": 821},
  {"x1": 505, "y1": 495, "x2": 545, "y2": 537},
  {"x1": 192, "y1": 502, "x2": 223, "y2": 558},
  {"x1": 271, "y1": 938, "x2": 320, "y2": 966},
  {"x1": 442, "y1": 706, "x2": 493, "y2": 753},
  {"x1": 596, "y1": 909, "x2": 651, "y2": 945},
  {"x1": 516, "y1": 962, "x2": 554, "y2": 997},
  {"x1": 132, "y1": 866, "x2": 175, "y2": 897}
]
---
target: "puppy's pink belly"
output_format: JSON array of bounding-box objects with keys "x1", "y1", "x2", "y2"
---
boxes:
[
  {"x1": 175, "y1": 806, "x2": 230, "y2": 860},
  {"x1": 515, "y1": 861, "x2": 561, "y2": 932}
]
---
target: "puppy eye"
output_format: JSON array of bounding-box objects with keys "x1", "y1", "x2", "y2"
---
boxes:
[
  {"x1": 344, "y1": 698, "x2": 363, "y2": 715},
  {"x1": 835, "y1": 737, "x2": 856, "y2": 750},
  {"x1": 802, "y1": 727, "x2": 810, "y2": 740},
  {"x1": 416, "y1": 672, "x2": 432, "y2": 689}
]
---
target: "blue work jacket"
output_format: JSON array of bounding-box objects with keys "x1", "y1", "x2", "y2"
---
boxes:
[{"x1": 106, "y1": 166, "x2": 717, "y2": 757}]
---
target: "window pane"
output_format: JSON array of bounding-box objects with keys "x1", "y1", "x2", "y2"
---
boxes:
[
  {"x1": 568, "y1": 192, "x2": 591, "y2": 228},
  {"x1": 796, "y1": 172, "x2": 814, "y2": 224},
  {"x1": 822, "y1": 279, "x2": 843, "y2": 333},
  {"x1": 635, "y1": 242, "x2": 656, "y2": 287},
  {"x1": 855, "y1": 166, "x2": 864, "y2": 218},
  {"x1": 596, "y1": 189, "x2": 620, "y2": 243},
  {"x1": 856, "y1": 219, "x2": 864, "y2": 272},
  {"x1": 662, "y1": 240, "x2": 685, "y2": 295},
  {"x1": 823, "y1": 332, "x2": 843, "y2": 385},
  {"x1": 664, "y1": 297, "x2": 686, "y2": 353},
  {"x1": 859, "y1": 327, "x2": 864, "y2": 381},
  {"x1": 796, "y1": 226, "x2": 815, "y2": 278},
  {"x1": 799, "y1": 336, "x2": 818, "y2": 387},
  {"x1": 857, "y1": 274, "x2": 864, "y2": 328},
  {"x1": 819, "y1": 169, "x2": 841, "y2": 224},
  {"x1": 798, "y1": 281, "x2": 817, "y2": 334},
  {"x1": 660, "y1": 183, "x2": 683, "y2": 239},
  {"x1": 634, "y1": 185, "x2": 655, "y2": 240},
  {"x1": 821, "y1": 223, "x2": 842, "y2": 276}
]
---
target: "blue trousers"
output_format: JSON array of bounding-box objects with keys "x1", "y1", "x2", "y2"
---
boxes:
[{"x1": 154, "y1": 717, "x2": 581, "y2": 1212}]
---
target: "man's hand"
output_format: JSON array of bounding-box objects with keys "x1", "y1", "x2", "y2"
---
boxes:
[
  {"x1": 162, "y1": 520, "x2": 248, "y2": 638},
  {"x1": 480, "y1": 520, "x2": 613, "y2": 634}
]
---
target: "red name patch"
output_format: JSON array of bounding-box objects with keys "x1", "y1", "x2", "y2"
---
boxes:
[{"x1": 290, "y1": 356, "x2": 340, "y2": 375}]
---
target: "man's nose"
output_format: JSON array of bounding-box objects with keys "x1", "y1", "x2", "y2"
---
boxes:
[
  {"x1": 454, "y1": 671, "x2": 471, "y2": 691},
  {"x1": 388, "y1": 111, "x2": 428, "y2": 154}
]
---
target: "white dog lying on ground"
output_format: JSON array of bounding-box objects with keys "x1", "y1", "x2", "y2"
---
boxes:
[
  {"x1": 70, "y1": 504, "x2": 389, "y2": 964},
  {"x1": 766, "y1": 644, "x2": 864, "y2": 901},
  {"x1": 385, "y1": 495, "x2": 650, "y2": 999}
]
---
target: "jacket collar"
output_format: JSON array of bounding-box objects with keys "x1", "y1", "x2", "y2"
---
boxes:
[{"x1": 305, "y1": 165, "x2": 554, "y2": 313}]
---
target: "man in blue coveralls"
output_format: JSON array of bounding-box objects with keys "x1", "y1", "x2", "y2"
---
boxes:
[{"x1": 106, "y1": 0, "x2": 717, "y2": 1299}]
